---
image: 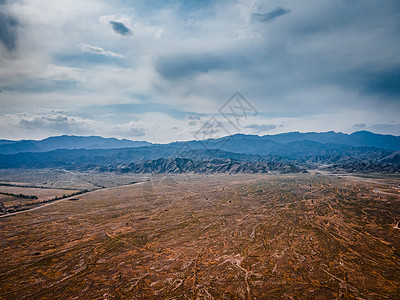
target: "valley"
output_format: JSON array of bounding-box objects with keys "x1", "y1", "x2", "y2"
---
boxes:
[{"x1": 0, "y1": 173, "x2": 399, "y2": 299}]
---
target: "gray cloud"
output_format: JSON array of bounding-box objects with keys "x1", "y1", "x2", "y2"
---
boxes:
[
  {"x1": 109, "y1": 21, "x2": 131, "y2": 36},
  {"x1": 0, "y1": 11, "x2": 18, "y2": 52},
  {"x1": 251, "y1": 7, "x2": 290, "y2": 23},
  {"x1": 19, "y1": 114, "x2": 94, "y2": 134},
  {"x1": 359, "y1": 67, "x2": 400, "y2": 96},
  {"x1": 20, "y1": 114, "x2": 67, "y2": 130},
  {"x1": 327, "y1": 65, "x2": 400, "y2": 97},
  {"x1": 187, "y1": 115, "x2": 200, "y2": 126},
  {"x1": 369, "y1": 123, "x2": 400, "y2": 135},
  {"x1": 352, "y1": 123, "x2": 366, "y2": 130},
  {"x1": 129, "y1": 127, "x2": 145, "y2": 137},
  {"x1": 112, "y1": 122, "x2": 146, "y2": 138},
  {"x1": 155, "y1": 53, "x2": 229, "y2": 80},
  {"x1": 187, "y1": 115, "x2": 200, "y2": 120},
  {"x1": 245, "y1": 124, "x2": 277, "y2": 133}
]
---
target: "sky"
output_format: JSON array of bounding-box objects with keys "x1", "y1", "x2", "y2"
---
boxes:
[{"x1": 0, "y1": 0, "x2": 399, "y2": 142}]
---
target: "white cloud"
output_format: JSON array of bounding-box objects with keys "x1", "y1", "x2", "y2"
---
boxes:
[
  {"x1": 44, "y1": 64, "x2": 84, "y2": 81},
  {"x1": 81, "y1": 44, "x2": 123, "y2": 58}
]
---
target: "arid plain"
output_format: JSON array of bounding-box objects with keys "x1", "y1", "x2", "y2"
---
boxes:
[{"x1": 0, "y1": 172, "x2": 399, "y2": 299}]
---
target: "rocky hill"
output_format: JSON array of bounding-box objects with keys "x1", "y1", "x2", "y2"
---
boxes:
[{"x1": 99, "y1": 158, "x2": 304, "y2": 174}]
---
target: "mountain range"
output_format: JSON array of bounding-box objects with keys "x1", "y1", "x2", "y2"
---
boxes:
[
  {"x1": 0, "y1": 135, "x2": 150, "y2": 154},
  {"x1": 0, "y1": 131, "x2": 399, "y2": 174}
]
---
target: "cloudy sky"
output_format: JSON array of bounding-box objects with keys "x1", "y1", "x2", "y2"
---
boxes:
[{"x1": 0, "y1": 0, "x2": 399, "y2": 142}]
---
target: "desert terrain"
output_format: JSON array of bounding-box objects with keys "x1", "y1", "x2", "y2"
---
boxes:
[{"x1": 0, "y1": 172, "x2": 399, "y2": 299}]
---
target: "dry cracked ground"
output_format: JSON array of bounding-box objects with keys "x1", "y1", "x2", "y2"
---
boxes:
[{"x1": 0, "y1": 173, "x2": 399, "y2": 299}]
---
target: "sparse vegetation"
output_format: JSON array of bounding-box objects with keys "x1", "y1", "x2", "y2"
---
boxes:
[
  {"x1": 0, "y1": 192, "x2": 38, "y2": 199},
  {"x1": 0, "y1": 173, "x2": 399, "y2": 298}
]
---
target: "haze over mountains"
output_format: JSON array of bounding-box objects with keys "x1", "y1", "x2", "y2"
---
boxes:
[
  {"x1": 0, "y1": 136, "x2": 150, "y2": 154},
  {"x1": 0, "y1": 131, "x2": 399, "y2": 174}
]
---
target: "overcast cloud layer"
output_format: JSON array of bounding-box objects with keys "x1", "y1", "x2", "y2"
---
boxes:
[{"x1": 0, "y1": 0, "x2": 399, "y2": 142}]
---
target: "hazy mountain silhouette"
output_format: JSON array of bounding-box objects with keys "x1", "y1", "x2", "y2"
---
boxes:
[
  {"x1": 0, "y1": 131, "x2": 399, "y2": 173},
  {"x1": 0, "y1": 135, "x2": 151, "y2": 154}
]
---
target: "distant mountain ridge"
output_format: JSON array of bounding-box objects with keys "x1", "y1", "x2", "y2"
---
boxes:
[
  {"x1": 0, "y1": 131, "x2": 399, "y2": 174},
  {"x1": 0, "y1": 135, "x2": 151, "y2": 154},
  {"x1": 1, "y1": 130, "x2": 398, "y2": 155},
  {"x1": 192, "y1": 131, "x2": 400, "y2": 152},
  {"x1": 262, "y1": 131, "x2": 400, "y2": 150}
]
